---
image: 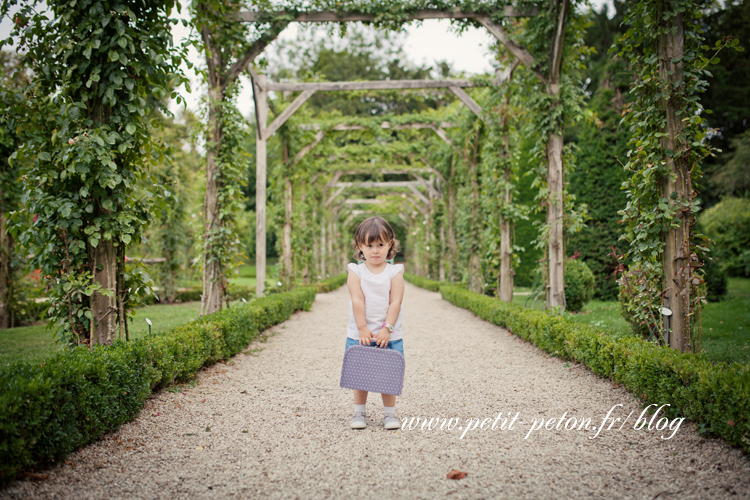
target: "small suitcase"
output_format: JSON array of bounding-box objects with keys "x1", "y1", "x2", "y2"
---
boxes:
[{"x1": 340, "y1": 345, "x2": 405, "y2": 396}]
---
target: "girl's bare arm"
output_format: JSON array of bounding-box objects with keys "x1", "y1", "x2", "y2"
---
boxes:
[
  {"x1": 347, "y1": 270, "x2": 372, "y2": 344},
  {"x1": 374, "y1": 272, "x2": 405, "y2": 347}
]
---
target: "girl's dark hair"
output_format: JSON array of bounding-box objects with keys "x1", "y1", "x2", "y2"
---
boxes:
[{"x1": 351, "y1": 216, "x2": 401, "y2": 261}]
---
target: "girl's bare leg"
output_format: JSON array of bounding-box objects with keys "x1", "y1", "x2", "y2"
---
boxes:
[
  {"x1": 354, "y1": 389, "x2": 368, "y2": 405},
  {"x1": 382, "y1": 393, "x2": 396, "y2": 407}
]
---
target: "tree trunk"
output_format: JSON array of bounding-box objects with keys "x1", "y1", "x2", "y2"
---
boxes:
[
  {"x1": 91, "y1": 239, "x2": 117, "y2": 345},
  {"x1": 546, "y1": 132, "x2": 565, "y2": 309},
  {"x1": 0, "y1": 208, "x2": 11, "y2": 329},
  {"x1": 202, "y1": 87, "x2": 224, "y2": 315},
  {"x1": 659, "y1": 5, "x2": 690, "y2": 352}
]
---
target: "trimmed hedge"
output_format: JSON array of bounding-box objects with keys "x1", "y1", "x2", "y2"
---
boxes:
[
  {"x1": 313, "y1": 273, "x2": 348, "y2": 293},
  {"x1": 438, "y1": 285, "x2": 750, "y2": 453},
  {"x1": 404, "y1": 273, "x2": 444, "y2": 292},
  {"x1": 0, "y1": 287, "x2": 316, "y2": 483}
]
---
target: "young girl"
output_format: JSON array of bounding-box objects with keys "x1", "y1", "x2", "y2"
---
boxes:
[{"x1": 345, "y1": 216, "x2": 405, "y2": 430}]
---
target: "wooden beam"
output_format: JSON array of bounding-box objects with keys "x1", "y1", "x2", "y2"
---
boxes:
[
  {"x1": 295, "y1": 130, "x2": 326, "y2": 164},
  {"x1": 413, "y1": 174, "x2": 440, "y2": 198},
  {"x1": 449, "y1": 87, "x2": 483, "y2": 117},
  {"x1": 344, "y1": 199, "x2": 385, "y2": 204},
  {"x1": 431, "y1": 126, "x2": 453, "y2": 147},
  {"x1": 408, "y1": 184, "x2": 430, "y2": 206},
  {"x1": 299, "y1": 121, "x2": 455, "y2": 131},
  {"x1": 419, "y1": 157, "x2": 447, "y2": 184},
  {"x1": 325, "y1": 171, "x2": 344, "y2": 190},
  {"x1": 264, "y1": 90, "x2": 315, "y2": 140},
  {"x1": 265, "y1": 78, "x2": 480, "y2": 92},
  {"x1": 325, "y1": 184, "x2": 346, "y2": 206},
  {"x1": 238, "y1": 7, "x2": 537, "y2": 23},
  {"x1": 334, "y1": 181, "x2": 432, "y2": 189},
  {"x1": 476, "y1": 16, "x2": 547, "y2": 85}
]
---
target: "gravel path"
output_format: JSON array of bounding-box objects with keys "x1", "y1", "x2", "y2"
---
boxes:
[{"x1": 4, "y1": 283, "x2": 749, "y2": 499}]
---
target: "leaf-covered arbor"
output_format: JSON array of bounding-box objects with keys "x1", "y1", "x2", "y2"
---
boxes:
[{"x1": 197, "y1": 0, "x2": 578, "y2": 310}]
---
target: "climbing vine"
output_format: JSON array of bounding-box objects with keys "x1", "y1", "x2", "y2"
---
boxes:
[
  {"x1": 2, "y1": 0, "x2": 187, "y2": 345},
  {"x1": 615, "y1": 0, "x2": 741, "y2": 350}
]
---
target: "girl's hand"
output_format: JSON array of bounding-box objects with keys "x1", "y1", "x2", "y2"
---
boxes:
[
  {"x1": 358, "y1": 327, "x2": 373, "y2": 346},
  {"x1": 374, "y1": 328, "x2": 391, "y2": 348}
]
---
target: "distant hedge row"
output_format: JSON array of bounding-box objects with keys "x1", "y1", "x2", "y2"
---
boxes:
[
  {"x1": 313, "y1": 273, "x2": 348, "y2": 293},
  {"x1": 437, "y1": 285, "x2": 749, "y2": 453},
  {"x1": 403, "y1": 273, "x2": 445, "y2": 292},
  {"x1": 0, "y1": 287, "x2": 316, "y2": 484}
]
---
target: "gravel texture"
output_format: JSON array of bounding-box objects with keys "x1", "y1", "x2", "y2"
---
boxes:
[{"x1": 3, "y1": 283, "x2": 750, "y2": 499}]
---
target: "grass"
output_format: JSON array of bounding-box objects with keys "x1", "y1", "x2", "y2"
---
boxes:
[
  {"x1": 178, "y1": 260, "x2": 278, "y2": 289},
  {"x1": 0, "y1": 301, "x2": 201, "y2": 366},
  {"x1": 513, "y1": 278, "x2": 750, "y2": 365}
]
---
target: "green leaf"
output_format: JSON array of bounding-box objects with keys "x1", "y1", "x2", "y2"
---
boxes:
[
  {"x1": 125, "y1": 123, "x2": 136, "y2": 135},
  {"x1": 122, "y1": 234, "x2": 132, "y2": 245}
]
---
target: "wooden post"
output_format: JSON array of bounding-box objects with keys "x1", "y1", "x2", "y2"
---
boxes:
[
  {"x1": 281, "y1": 137, "x2": 293, "y2": 289},
  {"x1": 659, "y1": 2, "x2": 689, "y2": 351},
  {"x1": 254, "y1": 74, "x2": 268, "y2": 297},
  {"x1": 439, "y1": 223, "x2": 446, "y2": 282},
  {"x1": 544, "y1": 0, "x2": 570, "y2": 310},
  {"x1": 201, "y1": 84, "x2": 224, "y2": 315},
  {"x1": 91, "y1": 240, "x2": 116, "y2": 345},
  {"x1": 499, "y1": 167, "x2": 514, "y2": 303},
  {"x1": 546, "y1": 132, "x2": 565, "y2": 309}
]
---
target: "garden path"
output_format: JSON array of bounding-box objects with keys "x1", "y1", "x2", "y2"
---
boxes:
[{"x1": 4, "y1": 283, "x2": 750, "y2": 499}]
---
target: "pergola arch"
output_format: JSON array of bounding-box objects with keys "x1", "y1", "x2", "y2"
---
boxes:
[{"x1": 199, "y1": 1, "x2": 571, "y2": 310}]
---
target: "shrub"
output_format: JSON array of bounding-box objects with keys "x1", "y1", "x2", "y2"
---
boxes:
[
  {"x1": 564, "y1": 259, "x2": 596, "y2": 312},
  {"x1": 703, "y1": 256, "x2": 728, "y2": 302},
  {"x1": 617, "y1": 263, "x2": 662, "y2": 337},
  {"x1": 0, "y1": 287, "x2": 316, "y2": 483},
  {"x1": 403, "y1": 273, "x2": 444, "y2": 292},
  {"x1": 700, "y1": 197, "x2": 750, "y2": 277},
  {"x1": 437, "y1": 285, "x2": 750, "y2": 454},
  {"x1": 314, "y1": 273, "x2": 347, "y2": 293}
]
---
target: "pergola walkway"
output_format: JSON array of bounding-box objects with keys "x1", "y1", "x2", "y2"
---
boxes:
[{"x1": 5, "y1": 284, "x2": 749, "y2": 499}]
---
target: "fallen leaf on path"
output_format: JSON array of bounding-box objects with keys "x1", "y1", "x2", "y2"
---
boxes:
[
  {"x1": 22, "y1": 472, "x2": 49, "y2": 481},
  {"x1": 447, "y1": 469, "x2": 467, "y2": 480}
]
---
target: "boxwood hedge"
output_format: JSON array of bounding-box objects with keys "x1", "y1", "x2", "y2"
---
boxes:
[
  {"x1": 0, "y1": 287, "x2": 316, "y2": 483},
  {"x1": 436, "y1": 285, "x2": 749, "y2": 453}
]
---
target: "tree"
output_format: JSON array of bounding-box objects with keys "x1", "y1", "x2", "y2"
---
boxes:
[{"x1": 2, "y1": 0, "x2": 186, "y2": 345}]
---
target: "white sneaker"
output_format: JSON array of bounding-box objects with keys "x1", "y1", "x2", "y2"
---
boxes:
[
  {"x1": 383, "y1": 415, "x2": 400, "y2": 430},
  {"x1": 350, "y1": 411, "x2": 366, "y2": 429}
]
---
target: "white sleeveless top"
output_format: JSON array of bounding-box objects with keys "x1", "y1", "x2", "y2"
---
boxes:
[{"x1": 347, "y1": 262, "x2": 404, "y2": 341}]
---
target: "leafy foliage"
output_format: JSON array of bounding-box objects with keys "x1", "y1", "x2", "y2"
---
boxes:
[
  {"x1": 2, "y1": 0, "x2": 187, "y2": 343},
  {"x1": 699, "y1": 197, "x2": 750, "y2": 277}
]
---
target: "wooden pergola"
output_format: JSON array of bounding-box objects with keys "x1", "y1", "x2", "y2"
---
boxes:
[
  {"x1": 200, "y1": 1, "x2": 570, "y2": 311},
  {"x1": 244, "y1": 7, "x2": 547, "y2": 297}
]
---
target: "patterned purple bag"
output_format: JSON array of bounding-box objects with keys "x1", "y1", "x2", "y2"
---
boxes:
[{"x1": 340, "y1": 345, "x2": 405, "y2": 396}]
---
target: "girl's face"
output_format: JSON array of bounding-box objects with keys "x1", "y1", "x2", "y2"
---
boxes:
[{"x1": 358, "y1": 237, "x2": 391, "y2": 264}]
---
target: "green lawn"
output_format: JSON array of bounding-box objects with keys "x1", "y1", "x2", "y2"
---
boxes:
[
  {"x1": 513, "y1": 278, "x2": 750, "y2": 365},
  {"x1": 0, "y1": 301, "x2": 201, "y2": 366},
  {"x1": 178, "y1": 260, "x2": 278, "y2": 289}
]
